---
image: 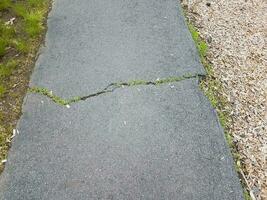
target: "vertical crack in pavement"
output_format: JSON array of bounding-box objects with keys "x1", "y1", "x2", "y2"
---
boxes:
[{"x1": 29, "y1": 74, "x2": 203, "y2": 106}]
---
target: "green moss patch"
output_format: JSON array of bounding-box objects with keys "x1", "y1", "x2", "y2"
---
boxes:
[{"x1": 186, "y1": 17, "x2": 252, "y2": 200}]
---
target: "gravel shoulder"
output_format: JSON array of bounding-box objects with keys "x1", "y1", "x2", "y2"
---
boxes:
[{"x1": 181, "y1": 0, "x2": 267, "y2": 199}]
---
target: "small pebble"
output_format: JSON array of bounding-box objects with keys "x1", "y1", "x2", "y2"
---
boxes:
[
  {"x1": 1, "y1": 159, "x2": 7, "y2": 164},
  {"x1": 207, "y1": 36, "x2": 212, "y2": 43}
]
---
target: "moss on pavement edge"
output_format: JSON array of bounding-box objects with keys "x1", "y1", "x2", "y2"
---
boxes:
[{"x1": 184, "y1": 10, "x2": 252, "y2": 200}]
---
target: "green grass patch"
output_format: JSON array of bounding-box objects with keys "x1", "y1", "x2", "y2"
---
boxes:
[
  {"x1": 12, "y1": 3, "x2": 28, "y2": 17},
  {"x1": 0, "y1": 0, "x2": 51, "y2": 172},
  {"x1": 0, "y1": 38, "x2": 8, "y2": 56},
  {"x1": 188, "y1": 23, "x2": 208, "y2": 62},
  {"x1": 0, "y1": 60, "x2": 17, "y2": 78},
  {"x1": 24, "y1": 11, "x2": 44, "y2": 37},
  {"x1": 0, "y1": 84, "x2": 6, "y2": 97},
  {"x1": 11, "y1": 39, "x2": 29, "y2": 53},
  {"x1": 0, "y1": 0, "x2": 10, "y2": 10},
  {"x1": 0, "y1": 24, "x2": 15, "y2": 56},
  {"x1": 0, "y1": 60, "x2": 17, "y2": 97}
]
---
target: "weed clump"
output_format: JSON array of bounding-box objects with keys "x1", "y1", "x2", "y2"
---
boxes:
[{"x1": 0, "y1": 0, "x2": 50, "y2": 172}]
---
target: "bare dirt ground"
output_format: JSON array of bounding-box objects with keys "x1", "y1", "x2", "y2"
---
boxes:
[{"x1": 181, "y1": 0, "x2": 267, "y2": 199}]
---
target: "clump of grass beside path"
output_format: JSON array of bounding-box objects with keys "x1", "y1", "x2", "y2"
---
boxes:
[{"x1": 0, "y1": 0, "x2": 51, "y2": 172}]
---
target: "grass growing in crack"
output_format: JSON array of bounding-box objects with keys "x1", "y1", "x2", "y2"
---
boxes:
[
  {"x1": 125, "y1": 80, "x2": 148, "y2": 86},
  {"x1": 155, "y1": 74, "x2": 197, "y2": 85},
  {"x1": 186, "y1": 18, "x2": 251, "y2": 200},
  {"x1": 29, "y1": 74, "x2": 199, "y2": 106},
  {"x1": 29, "y1": 87, "x2": 81, "y2": 106},
  {"x1": 116, "y1": 74, "x2": 198, "y2": 87}
]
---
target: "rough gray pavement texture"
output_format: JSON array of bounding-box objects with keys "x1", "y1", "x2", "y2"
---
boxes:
[
  {"x1": 31, "y1": 0, "x2": 205, "y2": 98},
  {"x1": 0, "y1": 0, "x2": 243, "y2": 199},
  {"x1": 0, "y1": 81, "x2": 243, "y2": 200}
]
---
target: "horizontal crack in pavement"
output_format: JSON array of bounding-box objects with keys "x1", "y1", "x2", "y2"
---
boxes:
[{"x1": 29, "y1": 74, "x2": 202, "y2": 106}]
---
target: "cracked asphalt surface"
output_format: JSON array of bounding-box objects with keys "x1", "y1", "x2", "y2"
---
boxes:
[
  {"x1": 0, "y1": 0, "x2": 243, "y2": 199},
  {"x1": 29, "y1": 74, "x2": 200, "y2": 106}
]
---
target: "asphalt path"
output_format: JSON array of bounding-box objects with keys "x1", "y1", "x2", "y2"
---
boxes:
[{"x1": 0, "y1": 0, "x2": 243, "y2": 199}]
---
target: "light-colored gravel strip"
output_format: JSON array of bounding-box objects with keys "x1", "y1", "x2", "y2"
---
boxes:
[{"x1": 180, "y1": 0, "x2": 267, "y2": 199}]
